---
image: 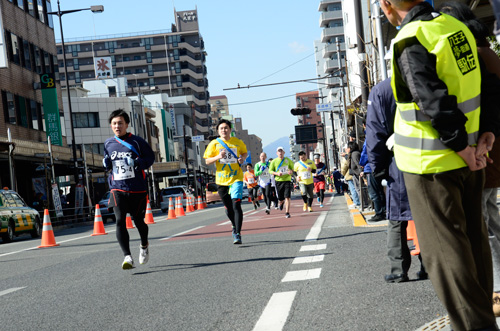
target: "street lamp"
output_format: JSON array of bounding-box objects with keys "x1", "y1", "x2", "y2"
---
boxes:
[{"x1": 48, "y1": 1, "x2": 104, "y2": 184}]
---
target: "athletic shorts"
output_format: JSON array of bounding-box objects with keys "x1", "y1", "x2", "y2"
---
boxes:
[
  {"x1": 218, "y1": 181, "x2": 243, "y2": 200},
  {"x1": 299, "y1": 183, "x2": 314, "y2": 199},
  {"x1": 276, "y1": 181, "x2": 292, "y2": 200},
  {"x1": 314, "y1": 181, "x2": 326, "y2": 192}
]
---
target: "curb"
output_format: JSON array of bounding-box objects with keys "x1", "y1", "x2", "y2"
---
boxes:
[{"x1": 344, "y1": 193, "x2": 387, "y2": 227}]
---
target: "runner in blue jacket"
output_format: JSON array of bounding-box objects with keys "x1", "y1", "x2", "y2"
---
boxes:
[{"x1": 103, "y1": 109, "x2": 155, "y2": 270}]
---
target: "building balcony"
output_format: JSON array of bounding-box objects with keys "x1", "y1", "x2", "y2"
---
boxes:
[
  {"x1": 324, "y1": 59, "x2": 345, "y2": 73},
  {"x1": 327, "y1": 77, "x2": 342, "y2": 88},
  {"x1": 319, "y1": 10, "x2": 342, "y2": 27},
  {"x1": 322, "y1": 42, "x2": 345, "y2": 58},
  {"x1": 318, "y1": 0, "x2": 342, "y2": 12},
  {"x1": 321, "y1": 26, "x2": 344, "y2": 43}
]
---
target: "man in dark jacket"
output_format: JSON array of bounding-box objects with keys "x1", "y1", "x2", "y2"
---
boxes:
[{"x1": 103, "y1": 109, "x2": 155, "y2": 270}]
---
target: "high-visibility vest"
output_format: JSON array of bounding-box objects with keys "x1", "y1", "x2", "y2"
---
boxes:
[{"x1": 391, "y1": 13, "x2": 481, "y2": 174}]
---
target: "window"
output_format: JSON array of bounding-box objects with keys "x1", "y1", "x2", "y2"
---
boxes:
[
  {"x1": 37, "y1": 0, "x2": 45, "y2": 23},
  {"x1": 16, "y1": 96, "x2": 28, "y2": 128},
  {"x1": 27, "y1": 0, "x2": 36, "y2": 16},
  {"x1": 133, "y1": 55, "x2": 141, "y2": 61},
  {"x1": 43, "y1": 50, "x2": 51, "y2": 73},
  {"x1": 105, "y1": 41, "x2": 116, "y2": 53},
  {"x1": 72, "y1": 112, "x2": 99, "y2": 128},
  {"x1": 149, "y1": 78, "x2": 154, "y2": 87},
  {"x1": 45, "y1": 0, "x2": 53, "y2": 28},
  {"x1": 17, "y1": 0, "x2": 24, "y2": 10},
  {"x1": 176, "y1": 76, "x2": 182, "y2": 87},
  {"x1": 75, "y1": 71, "x2": 81, "y2": 83},
  {"x1": 172, "y1": 49, "x2": 179, "y2": 60},
  {"x1": 31, "y1": 100, "x2": 43, "y2": 130},
  {"x1": 73, "y1": 58, "x2": 79, "y2": 70},
  {"x1": 141, "y1": 37, "x2": 152, "y2": 50},
  {"x1": 7, "y1": 32, "x2": 21, "y2": 65},
  {"x1": 146, "y1": 51, "x2": 152, "y2": 63},
  {"x1": 148, "y1": 64, "x2": 154, "y2": 76},
  {"x1": 174, "y1": 62, "x2": 181, "y2": 73},
  {"x1": 22, "y1": 40, "x2": 31, "y2": 70},
  {"x1": 3, "y1": 91, "x2": 16, "y2": 125}
]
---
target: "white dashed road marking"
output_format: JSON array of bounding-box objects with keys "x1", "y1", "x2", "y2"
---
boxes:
[
  {"x1": 282, "y1": 268, "x2": 322, "y2": 282},
  {"x1": 292, "y1": 254, "x2": 325, "y2": 264},
  {"x1": 253, "y1": 291, "x2": 297, "y2": 331},
  {"x1": 0, "y1": 287, "x2": 25, "y2": 297},
  {"x1": 300, "y1": 244, "x2": 327, "y2": 252}
]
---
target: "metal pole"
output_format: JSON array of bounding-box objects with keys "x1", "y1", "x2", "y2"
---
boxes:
[
  {"x1": 183, "y1": 125, "x2": 188, "y2": 186},
  {"x1": 48, "y1": 136, "x2": 56, "y2": 184},
  {"x1": 330, "y1": 111, "x2": 338, "y2": 168},
  {"x1": 336, "y1": 38, "x2": 348, "y2": 135},
  {"x1": 353, "y1": 0, "x2": 370, "y2": 110},
  {"x1": 56, "y1": 0, "x2": 79, "y2": 185},
  {"x1": 82, "y1": 144, "x2": 92, "y2": 210},
  {"x1": 372, "y1": 1, "x2": 387, "y2": 81},
  {"x1": 7, "y1": 128, "x2": 15, "y2": 191}
]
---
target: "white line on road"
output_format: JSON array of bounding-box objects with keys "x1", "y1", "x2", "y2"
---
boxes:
[
  {"x1": 282, "y1": 268, "x2": 322, "y2": 282},
  {"x1": 159, "y1": 226, "x2": 205, "y2": 241},
  {"x1": 253, "y1": 291, "x2": 297, "y2": 331},
  {"x1": 305, "y1": 212, "x2": 327, "y2": 241},
  {"x1": 0, "y1": 287, "x2": 26, "y2": 297},
  {"x1": 292, "y1": 254, "x2": 325, "y2": 264},
  {"x1": 300, "y1": 244, "x2": 327, "y2": 252}
]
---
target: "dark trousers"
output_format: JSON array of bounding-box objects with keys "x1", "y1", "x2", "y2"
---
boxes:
[
  {"x1": 404, "y1": 168, "x2": 495, "y2": 330},
  {"x1": 218, "y1": 185, "x2": 243, "y2": 234},
  {"x1": 263, "y1": 184, "x2": 273, "y2": 209},
  {"x1": 387, "y1": 220, "x2": 411, "y2": 275},
  {"x1": 367, "y1": 173, "x2": 386, "y2": 216}
]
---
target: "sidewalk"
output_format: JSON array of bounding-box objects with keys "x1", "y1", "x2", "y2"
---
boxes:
[{"x1": 342, "y1": 192, "x2": 500, "y2": 330}]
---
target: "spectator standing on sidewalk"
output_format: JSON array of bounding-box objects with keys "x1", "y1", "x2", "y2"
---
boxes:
[
  {"x1": 331, "y1": 167, "x2": 343, "y2": 194},
  {"x1": 348, "y1": 141, "x2": 368, "y2": 209},
  {"x1": 380, "y1": 1, "x2": 499, "y2": 328},
  {"x1": 340, "y1": 147, "x2": 359, "y2": 208}
]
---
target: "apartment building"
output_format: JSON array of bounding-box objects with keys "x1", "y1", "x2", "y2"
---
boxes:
[
  {"x1": 56, "y1": 9, "x2": 210, "y2": 137},
  {"x1": 208, "y1": 95, "x2": 229, "y2": 135},
  {"x1": 232, "y1": 117, "x2": 262, "y2": 166}
]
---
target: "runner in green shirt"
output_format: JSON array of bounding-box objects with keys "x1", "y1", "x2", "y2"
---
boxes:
[{"x1": 269, "y1": 146, "x2": 294, "y2": 218}]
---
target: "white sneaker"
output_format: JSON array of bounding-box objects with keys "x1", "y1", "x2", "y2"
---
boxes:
[
  {"x1": 139, "y1": 245, "x2": 149, "y2": 265},
  {"x1": 122, "y1": 255, "x2": 135, "y2": 270}
]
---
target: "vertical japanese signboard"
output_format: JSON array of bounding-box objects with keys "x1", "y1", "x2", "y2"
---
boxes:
[{"x1": 40, "y1": 73, "x2": 63, "y2": 146}]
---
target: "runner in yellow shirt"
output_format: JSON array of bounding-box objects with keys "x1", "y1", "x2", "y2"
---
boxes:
[
  {"x1": 204, "y1": 119, "x2": 248, "y2": 244},
  {"x1": 294, "y1": 151, "x2": 317, "y2": 212}
]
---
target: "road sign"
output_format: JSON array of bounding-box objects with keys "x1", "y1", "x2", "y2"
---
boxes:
[
  {"x1": 316, "y1": 103, "x2": 334, "y2": 112},
  {"x1": 192, "y1": 135, "x2": 205, "y2": 142}
]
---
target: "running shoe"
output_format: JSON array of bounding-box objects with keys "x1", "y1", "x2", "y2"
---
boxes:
[
  {"x1": 308, "y1": 207, "x2": 314, "y2": 212},
  {"x1": 232, "y1": 227, "x2": 236, "y2": 235},
  {"x1": 139, "y1": 245, "x2": 149, "y2": 265},
  {"x1": 265, "y1": 208, "x2": 270, "y2": 215},
  {"x1": 254, "y1": 204, "x2": 258, "y2": 210},
  {"x1": 233, "y1": 233, "x2": 242, "y2": 244},
  {"x1": 122, "y1": 255, "x2": 135, "y2": 270},
  {"x1": 256, "y1": 201, "x2": 260, "y2": 208},
  {"x1": 303, "y1": 203, "x2": 307, "y2": 211},
  {"x1": 320, "y1": 204, "x2": 324, "y2": 208},
  {"x1": 317, "y1": 197, "x2": 320, "y2": 203},
  {"x1": 285, "y1": 213, "x2": 291, "y2": 219},
  {"x1": 279, "y1": 202, "x2": 284, "y2": 211}
]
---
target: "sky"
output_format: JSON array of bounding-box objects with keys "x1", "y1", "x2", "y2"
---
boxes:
[{"x1": 53, "y1": 0, "x2": 323, "y2": 148}]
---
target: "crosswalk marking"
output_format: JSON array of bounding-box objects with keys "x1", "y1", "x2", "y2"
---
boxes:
[
  {"x1": 300, "y1": 244, "x2": 327, "y2": 252},
  {"x1": 292, "y1": 255, "x2": 325, "y2": 264},
  {"x1": 282, "y1": 268, "x2": 322, "y2": 282}
]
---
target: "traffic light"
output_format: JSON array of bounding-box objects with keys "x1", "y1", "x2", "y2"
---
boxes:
[{"x1": 290, "y1": 107, "x2": 311, "y2": 116}]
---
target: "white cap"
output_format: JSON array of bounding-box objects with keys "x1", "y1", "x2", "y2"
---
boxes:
[{"x1": 277, "y1": 146, "x2": 285, "y2": 152}]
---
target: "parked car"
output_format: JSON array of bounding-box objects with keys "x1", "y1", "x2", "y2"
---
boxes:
[
  {"x1": 205, "y1": 182, "x2": 221, "y2": 204},
  {"x1": 159, "y1": 186, "x2": 195, "y2": 213},
  {"x1": 0, "y1": 190, "x2": 42, "y2": 243},
  {"x1": 98, "y1": 191, "x2": 115, "y2": 223}
]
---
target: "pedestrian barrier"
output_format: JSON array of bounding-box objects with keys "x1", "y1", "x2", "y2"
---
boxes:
[
  {"x1": 145, "y1": 199, "x2": 156, "y2": 224},
  {"x1": 167, "y1": 197, "x2": 177, "y2": 220},
  {"x1": 126, "y1": 213, "x2": 135, "y2": 229},
  {"x1": 91, "y1": 204, "x2": 108, "y2": 236},
  {"x1": 175, "y1": 196, "x2": 186, "y2": 217},
  {"x1": 38, "y1": 209, "x2": 60, "y2": 248},
  {"x1": 196, "y1": 196, "x2": 205, "y2": 210},
  {"x1": 407, "y1": 220, "x2": 421, "y2": 256}
]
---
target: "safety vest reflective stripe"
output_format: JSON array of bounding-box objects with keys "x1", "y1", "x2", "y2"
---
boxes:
[
  {"x1": 398, "y1": 94, "x2": 481, "y2": 122},
  {"x1": 395, "y1": 132, "x2": 479, "y2": 151}
]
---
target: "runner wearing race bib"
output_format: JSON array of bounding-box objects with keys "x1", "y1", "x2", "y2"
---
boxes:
[
  {"x1": 244, "y1": 164, "x2": 260, "y2": 210},
  {"x1": 204, "y1": 119, "x2": 248, "y2": 244},
  {"x1": 313, "y1": 154, "x2": 328, "y2": 208},
  {"x1": 269, "y1": 146, "x2": 294, "y2": 219},
  {"x1": 294, "y1": 151, "x2": 317, "y2": 212},
  {"x1": 103, "y1": 109, "x2": 155, "y2": 270},
  {"x1": 255, "y1": 152, "x2": 273, "y2": 214}
]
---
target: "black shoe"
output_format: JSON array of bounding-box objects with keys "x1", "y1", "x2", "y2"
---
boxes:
[
  {"x1": 416, "y1": 271, "x2": 428, "y2": 280},
  {"x1": 279, "y1": 202, "x2": 284, "y2": 211},
  {"x1": 256, "y1": 201, "x2": 260, "y2": 207},
  {"x1": 384, "y1": 274, "x2": 409, "y2": 283},
  {"x1": 254, "y1": 204, "x2": 257, "y2": 210},
  {"x1": 265, "y1": 208, "x2": 270, "y2": 215},
  {"x1": 369, "y1": 214, "x2": 385, "y2": 222},
  {"x1": 285, "y1": 213, "x2": 290, "y2": 219}
]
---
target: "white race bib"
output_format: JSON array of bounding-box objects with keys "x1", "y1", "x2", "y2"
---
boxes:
[
  {"x1": 301, "y1": 171, "x2": 311, "y2": 179},
  {"x1": 279, "y1": 166, "x2": 289, "y2": 175},
  {"x1": 219, "y1": 148, "x2": 238, "y2": 164},
  {"x1": 248, "y1": 177, "x2": 255, "y2": 184},
  {"x1": 113, "y1": 160, "x2": 135, "y2": 180}
]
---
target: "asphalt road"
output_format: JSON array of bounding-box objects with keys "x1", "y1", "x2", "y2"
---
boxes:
[{"x1": 0, "y1": 193, "x2": 447, "y2": 331}]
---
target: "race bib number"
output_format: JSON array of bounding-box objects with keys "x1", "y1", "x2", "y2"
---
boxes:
[
  {"x1": 248, "y1": 177, "x2": 255, "y2": 184},
  {"x1": 279, "y1": 166, "x2": 289, "y2": 175},
  {"x1": 113, "y1": 160, "x2": 135, "y2": 180},
  {"x1": 260, "y1": 169, "x2": 270, "y2": 181},
  {"x1": 219, "y1": 148, "x2": 238, "y2": 164},
  {"x1": 301, "y1": 171, "x2": 311, "y2": 179}
]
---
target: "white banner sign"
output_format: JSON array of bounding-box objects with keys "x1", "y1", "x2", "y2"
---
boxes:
[
  {"x1": 192, "y1": 135, "x2": 204, "y2": 142},
  {"x1": 51, "y1": 183, "x2": 64, "y2": 218},
  {"x1": 316, "y1": 103, "x2": 334, "y2": 112},
  {"x1": 94, "y1": 57, "x2": 113, "y2": 78}
]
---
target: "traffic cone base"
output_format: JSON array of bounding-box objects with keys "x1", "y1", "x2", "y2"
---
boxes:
[
  {"x1": 145, "y1": 199, "x2": 156, "y2": 224},
  {"x1": 38, "y1": 209, "x2": 59, "y2": 248},
  {"x1": 167, "y1": 197, "x2": 177, "y2": 219},
  {"x1": 91, "y1": 204, "x2": 108, "y2": 236},
  {"x1": 186, "y1": 197, "x2": 194, "y2": 213}
]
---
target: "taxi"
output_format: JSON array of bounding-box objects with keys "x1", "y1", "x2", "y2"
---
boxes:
[{"x1": 0, "y1": 190, "x2": 42, "y2": 243}]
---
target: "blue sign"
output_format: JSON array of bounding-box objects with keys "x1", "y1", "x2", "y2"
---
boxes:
[
  {"x1": 180, "y1": 168, "x2": 187, "y2": 174},
  {"x1": 316, "y1": 103, "x2": 334, "y2": 112},
  {"x1": 245, "y1": 150, "x2": 252, "y2": 165}
]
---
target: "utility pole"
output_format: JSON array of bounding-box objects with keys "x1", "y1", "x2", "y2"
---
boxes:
[{"x1": 353, "y1": 0, "x2": 370, "y2": 111}]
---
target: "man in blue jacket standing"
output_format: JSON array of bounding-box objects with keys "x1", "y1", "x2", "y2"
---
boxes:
[{"x1": 103, "y1": 109, "x2": 155, "y2": 270}]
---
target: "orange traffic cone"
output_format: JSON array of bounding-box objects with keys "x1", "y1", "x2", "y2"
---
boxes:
[
  {"x1": 185, "y1": 197, "x2": 193, "y2": 213},
  {"x1": 38, "y1": 209, "x2": 60, "y2": 248},
  {"x1": 407, "y1": 220, "x2": 421, "y2": 256},
  {"x1": 203, "y1": 196, "x2": 207, "y2": 208},
  {"x1": 196, "y1": 196, "x2": 205, "y2": 210},
  {"x1": 167, "y1": 197, "x2": 177, "y2": 219},
  {"x1": 126, "y1": 213, "x2": 135, "y2": 229},
  {"x1": 145, "y1": 199, "x2": 155, "y2": 224},
  {"x1": 188, "y1": 197, "x2": 195, "y2": 212},
  {"x1": 175, "y1": 196, "x2": 186, "y2": 216},
  {"x1": 91, "y1": 204, "x2": 108, "y2": 236},
  {"x1": 329, "y1": 184, "x2": 333, "y2": 193}
]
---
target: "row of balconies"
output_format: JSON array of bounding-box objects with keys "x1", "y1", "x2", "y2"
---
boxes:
[
  {"x1": 318, "y1": 0, "x2": 342, "y2": 12},
  {"x1": 321, "y1": 26, "x2": 345, "y2": 43}
]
